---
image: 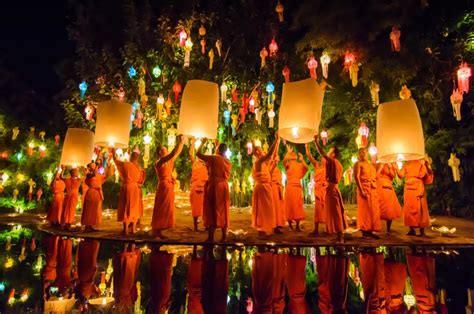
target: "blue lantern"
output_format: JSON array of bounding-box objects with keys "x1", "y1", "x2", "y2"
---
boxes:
[
  {"x1": 79, "y1": 81, "x2": 87, "y2": 99},
  {"x1": 128, "y1": 66, "x2": 137, "y2": 78},
  {"x1": 266, "y1": 81, "x2": 275, "y2": 104},
  {"x1": 223, "y1": 109, "x2": 231, "y2": 126}
]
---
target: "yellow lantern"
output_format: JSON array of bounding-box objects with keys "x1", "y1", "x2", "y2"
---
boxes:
[
  {"x1": 94, "y1": 98, "x2": 132, "y2": 148},
  {"x1": 178, "y1": 80, "x2": 219, "y2": 139},
  {"x1": 60, "y1": 128, "x2": 95, "y2": 167},
  {"x1": 376, "y1": 99, "x2": 425, "y2": 163},
  {"x1": 278, "y1": 78, "x2": 325, "y2": 143}
]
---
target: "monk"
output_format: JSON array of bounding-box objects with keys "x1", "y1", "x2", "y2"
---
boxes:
[
  {"x1": 149, "y1": 248, "x2": 173, "y2": 313},
  {"x1": 376, "y1": 163, "x2": 401, "y2": 233},
  {"x1": 270, "y1": 155, "x2": 286, "y2": 232},
  {"x1": 397, "y1": 159, "x2": 433, "y2": 236},
  {"x1": 314, "y1": 135, "x2": 347, "y2": 243},
  {"x1": 354, "y1": 148, "x2": 381, "y2": 239},
  {"x1": 61, "y1": 167, "x2": 84, "y2": 229},
  {"x1": 252, "y1": 134, "x2": 281, "y2": 236},
  {"x1": 201, "y1": 245, "x2": 229, "y2": 314},
  {"x1": 407, "y1": 252, "x2": 436, "y2": 313},
  {"x1": 75, "y1": 239, "x2": 100, "y2": 303},
  {"x1": 197, "y1": 139, "x2": 231, "y2": 242},
  {"x1": 81, "y1": 162, "x2": 109, "y2": 232},
  {"x1": 384, "y1": 252, "x2": 407, "y2": 313},
  {"x1": 283, "y1": 148, "x2": 308, "y2": 231},
  {"x1": 360, "y1": 250, "x2": 386, "y2": 312},
  {"x1": 113, "y1": 243, "x2": 141, "y2": 311},
  {"x1": 287, "y1": 250, "x2": 309, "y2": 313},
  {"x1": 113, "y1": 150, "x2": 144, "y2": 235},
  {"x1": 252, "y1": 250, "x2": 276, "y2": 313},
  {"x1": 55, "y1": 237, "x2": 73, "y2": 294},
  {"x1": 189, "y1": 138, "x2": 209, "y2": 231},
  {"x1": 273, "y1": 252, "x2": 287, "y2": 313},
  {"x1": 186, "y1": 246, "x2": 203, "y2": 314},
  {"x1": 151, "y1": 135, "x2": 184, "y2": 239},
  {"x1": 47, "y1": 168, "x2": 66, "y2": 227},
  {"x1": 306, "y1": 144, "x2": 327, "y2": 235}
]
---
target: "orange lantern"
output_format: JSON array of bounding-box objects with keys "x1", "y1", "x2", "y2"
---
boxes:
[
  {"x1": 60, "y1": 128, "x2": 95, "y2": 167},
  {"x1": 173, "y1": 81, "x2": 182, "y2": 103},
  {"x1": 457, "y1": 62, "x2": 471, "y2": 94},
  {"x1": 94, "y1": 99, "x2": 132, "y2": 148}
]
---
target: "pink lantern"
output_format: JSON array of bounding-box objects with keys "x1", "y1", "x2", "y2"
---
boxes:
[
  {"x1": 282, "y1": 66, "x2": 290, "y2": 83},
  {"x1": 179, "y1": 29, "x2": 187, "y2": 47},
  {"x1": 269, "y1": 39, "x2": 278, "y2": 56},
  {"x1": 320, "y1": 130, "x2": 328, "y2": 145},
  {"x1": 307, "y1": 56, "x2": 318, "y2": 78},
  {"x1": 368, "y1": 143, "x2": 377, "y2": 163},
  {"x1": 344, "y1": 52, "x2": 355, "y2": 68},
  {"x1": 457, "y1": 62, "x2": 471, "y2": 94},
  {"x1": 246, "y1": 297, "x2": 254, "y2": 313},
  {"x1": 358, "y1": 122, "x2": 369, "y2": 148},
  {"x1": 246, "y1": 142, "x2": 253, "y2": 155}
]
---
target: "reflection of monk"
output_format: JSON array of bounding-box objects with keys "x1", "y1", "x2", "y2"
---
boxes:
[
  {"x1": 407, "y1": 253, "x2": 436, "y2": 313},
  {"x1": 149, "y1": 249, "x2": 173, "y2": 313},
  {"x1": 75, "y1": 239, "x2": 100, "y2": 301},
  {"x1": 113, "y1": 244, "x2": 141, "y2": 311},
  {"x1": 385, "y1": 257, "x2": 407, "y2": 312},
  {"x1": 43, "y1": 235, "x2": 59, "y2": 282},
  {"x1": 273, "y1": 253, "x2": 287, "y2": 313},
  {"x1": 316, "y1": 251, "x2": 349, "y2": 313},
  {"x1": 55, "y1": 238, "x2": 73, "y2": 292},
  {"x1": 360, "y1": 251, "x2": 386, "y2": 312},
  {"x1": 252, "y1": 251, "x2": 275, "y2": 313},
  {"x1": 186, "y1": 247, "x2": 203, "y2": 314},
  {"x1": 287, "y1": 253, "x2": 309, "y2": 313},
  {"x1": 201, "y1": 246, "x2": 229, "y2": 314}
]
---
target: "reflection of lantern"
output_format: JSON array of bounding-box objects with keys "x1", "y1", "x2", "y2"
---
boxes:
[
  {"x1": 358, "y1": 122, "x2": 369, "y2": 148},
  {"x1": 173, "y1": 81, "x2": 182, "y2": 103},
  {"x1": 320, "y1": 53, "x2": 331, "y2": 79},
  {"x1": 143, "y1": 134, "x2": 152, "y2": 169},
  {"x1": 94, "y1": 99, "x2": 133, "y2": 148},
  {"x1": 457, "y1": 62, "x2": 471, "y2": 94},
  {"x1": 376, "y1": 99, "x2": 425, "y2": 162},
  {"x1": 178, "y1": 80, "x2": 219, "y2": 139},
  {"x1": 282, "y1": 66, "x2": 290, "y2": 83},
  {"x1": 275, "y1": 1, "x2": 284, "y2": 22},
  {"x1": 320, "y1": 130, "x2": 328, "y2": 145},
  {"x1": 368, "y1": 143, "x2": 377, "y2": 163},
  {"x1": 307, "y1": 56, "x2": 318, "y2": 78},
  {"x1": 60, "y1": 128, "x2": 95, "y2": 167},
  {"x1": 269, "y1": 39, "x2": 278, "y2": 56},
  {"x1": 179, "y1": 29, "x2": 187, "y2": 46},
  {"x1": 278, "y1": 78, "x2": 325, "y2": 143}
]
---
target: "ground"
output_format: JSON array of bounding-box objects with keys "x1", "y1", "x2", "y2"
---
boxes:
[{"x1": 2, "y1": 191, "x2": 473, "y2": 247}]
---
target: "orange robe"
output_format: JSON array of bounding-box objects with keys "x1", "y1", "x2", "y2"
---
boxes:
[
  {"x1": 43, "y1": 235, "x2": 59, "y2": 282},
  {"x1": 190, "y1": 160, "x2": 208, "y2": 218},
  {"x1": 287, "y1": 255, "x2": 309, "y2": 314},
  {"x1": 201, "y1": 255, "x2": 229, "y2": 314},
  {"x1": 62, "y1": 177, "x2": 81, "y2": 224},
  {"x1": 152, "y1": 161, "x2": 175, "y2": 230},
  {"x1": 81, "y1": 174, "x2": 106, "y2": 226},
  {"x1": 360, "y1": 252, "x2": 386, "y2": 313},
  {"x1": 325, "y1": 158, "x2": 347, "y2": 233},
  {"x1": 356, "y1": 161, "x2": 381, "y2": 232},
  {"x1": 285, "y1": 160, "x2": 308, "y2": 221},
  {"x1": 202, "y1": 155, "x2": 231, "y2": 228},
  {"x1": 150, "y1": 250, "x2": 173, "y2": 313},
  {"x1": 316, "y1": 254, "x2": 349, "y2": 313},
  {"x1": 139, "y1": 169, "x2": 145, "y2": 218},
  {"x1": 81, "y1": 182, "x2": 89, "y2": 210},
  {"x1": 47, "y1": 179, "x2": 66, "y2": 224},
  {"x1": 384, "y1": 260, "x2": 407, "y2": 312},
  {"x1": 314, "y1": 160, "x2": 327, "y2": 223},
  {"x1": 55, "y1": 238, "x2": 72, "y2": 291},
  {"x1": 376, "y1": 164, "x2": 401, "y2": 221},
  {"x1": 116, "y1": 161, "x2": 143, "y2": 223},
  {"x1": 113, "y1": 249, "x2": 141, "y2": 309},
  {"x1": 407, "y1": 254, "x2": 436, "y2": 313},
  {"x1": 252, "y1": 252, "x2": 275, "y2": 314},
  {"x1": 403, "y1": 160, "x2": 432, "y2": 228},
  {"x1": 273, "y1": 253, "x2": 287, "y2": 313},
  {"x1": 252, "y1": 161, "x2": 276, "y2": 233},
  {"x1": 270, "y1": 165, "x2": 286, "y2": 227},
  {"x1": 75, "y1": 239, "x2": 100, "y2": 299},
  {"x1": 187, "y1": 257, "x2": 204, "y2": 314}
]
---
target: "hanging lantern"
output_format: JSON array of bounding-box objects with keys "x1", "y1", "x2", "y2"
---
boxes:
[
  {"x1": 60, "y1": 128, "x2": 95, "y2": 167},
  {"x1": 215, "y1": 39, "x2": 222, "y2": 57},
  {"x1": 269, "y1": 39, "x2": 278, "y2": 56},
  {"x1": 208, "y1": 48, "x2": 215, "y2": 70},
  {"x1": 278, "y1": 78, "x2": 325, "y2": 143},
  {"x1": 143, "y1": 134, "x2": 152, "y2": 169},
  {"x1": 54, "y1": 135, "x2": 60, "y2": 146},
  {"x1": 344, "y1": 52, "x2": 355, "y2": 68},
  {"x1": 450, "y1": 89, "x2": 463, "y2": 121},
  {"x1": 94, "y1": 98, "x2": 133, "y2": 148},
  {"x1": 178, "y1": 80, "x2": 219, "y2": 139},
  {"x1": 320, "y1": 130, "x2": 328, "y2": 145},
  {"x1": 39, "y1": 145, "x2": 46, "y2": 159},
  {"x1": 173, "y1": 81, "x2": 182, "y2": 103},
  {"x1": 249, "y1": 97, "x2": 255, "y2": 113},
  {"x1": 232, "y1": 87, "x2": 238, "y2": 103},
  {"x1": 390, "y1": 26, "x2": 401, "y2": 52},
  {"x1": 275, "y1": 1, "x2": 284, "y2": 22},
  {"x1": 167, "y1": 128, "x2": 177, "y2": 150},
  {"x1": 27, "y1": 143, "x2": 34, "y2": 156},
  {"x1": 349, "y1": 63, "x2": 359, "y2": 87},
  {"x1": 282, "y1": 66, "x2": 290, "y2": 83},
  {"x1": 200, "y1": 38, "x2": 206, "y2": 54},
  {"x1": 223, "y1": 108, "x2": 231, "y2": 126},
  {"x1": 266, "y1": 81, "x2": 275, "y2": 104},
  {"x1": 268, "y1": 109, "x2": 276, "y2": 128},
  {"x1": 116, "y1": 86, "x2": 125, "y2": 101},
  {"x1": 128, "y1": 66, "x2": 137, "y2": 78},
  {"x1": 457, "y1": 62, "x2": 471, "y2": 94},
  {"x1": 376, "y1": 99, "x2": 425, "y2": 163},
  {"x1": 370, "y1": 81, "x2": 380, "y2": 107},
  {"x1": 184, "y1": 38, "x2": 193, "y2": 67},
  {"x1": 79, "y1": 81, "x2": 88, "y2": 99},
  {"x1": 307, "y1": 56, "x2": 318, "y2": 79},
  {"x1": 218, "y1": 127, "x2": 224, "y2": 142},
  {"x1": 246, "y1": 142, "x2": 253, "y2": 155},
  {"x1": 164, "y1": 97, "x2": 172, "y2": 116},
  {"x1": 260, "y1": 47, "x2": 268, "y2": 68},
  {"x1": 399, "y1": 85, "x2": 412, "y2": 100},
  {"x1": 255, "y1": 108, "x2": 263, "y2": 125},
  {"x1": 199, "y1": 25, "x2": 206, "y2": 36},
  {"x1": 448, "y1": 153, "x2": 461, "y2": 182},
  {"x1": 179, "y1": 29, "x2": 188, "y2": 47},
  {"x1": 152, "y1": 66, "x2": 161, "y2": 78},
  {"x1": 368, "y1": 143, "x2": 377, "y2": 163},
  {"x1": 320, "y1": 53, "x2": 331, "y2": 79},
  {"x1": 85, "y1": 105, "x2": 94, "y2": 120},
  {"x1": 220, "y1": 83, "x2": 228, "y2": 102},
  {"x1": 231, "y1": 113, "x2": 238, "y2": 136},
  {"x1": 358, "y1": 122, "x2": 369, "y2": 148},
  {"x1": 156, "y1": 94, "x2": 165, "y2": 120}
]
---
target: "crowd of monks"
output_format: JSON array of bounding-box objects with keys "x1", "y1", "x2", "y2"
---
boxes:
[{"x1": 47, "y1": 132, "x2": 434, "y2": 243}]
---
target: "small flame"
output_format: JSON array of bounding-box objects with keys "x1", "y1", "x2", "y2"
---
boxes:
[{"x1": 291, "y1": 127, "x2": 299, "y2": 139}]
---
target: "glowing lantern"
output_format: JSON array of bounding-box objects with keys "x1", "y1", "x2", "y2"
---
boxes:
[
  {"x1": 223, "y1": 109, "x2": 231, "y2": 127},
  {"x1": 268, "y1": 109, "x2": 275, "y2": 128},
  {"x1": 173, "y1": 81, "x2": 182, "y2": 103},
  {"x1": 390, "y1": 26, "x2": 401, "y2": 52},
  {"x1": 282, "y1": 66, "x2": 290, "y2": 83},
  {"x1": 94, "y1": 99, "x2": 133, "y2": 148},
  {"x1": 376, "y1": 99, "x2": 425, "y2": 163},
  {"x1": 275, "y1": 1, "x2": 284, "y2": 22},
  {"x1": 307, "y1": 56, "x2": 318, "y2": 79},
  {"x1": 399, "y1": 85, "x2": 411, "y2": 100},
  {"x1": 358, "y1": 122, "x2": 369, "y2": 148},
  {"x1": 85, "y1": 105, "x2": 94, "y2": 120},
  {"x1": 320, "y1": 53, "x2": 331, "y2": 79},
  {"x1": 349, "y1": 63, "x2": 359, "y2": 87},
  {"x1": 370, "y1": 81, "x2": 380, "y2": 107},
  {"x1": 184, "y1": 38, "x2": 193, "y2": 67},
  {"x1": 269, "y1": 39, "x2": 278, "y2": 56},
  {"x1": 215, "y1": 39, "x2": 222, "y2": 57},
  {"x1": 152, "y1": 66, "x2": 161, "y2": 78},
  {"x1": 2, "y1": 173, "x2": 9, "y2": 185},
  {"x1": 278, "y1": 78, "x2": 325, "y2": 143},
  {"x1": 27, "y1": 143, "x2": 34, "y2": 156},
  {"x1": 457, "y1": 62, "x2": 471, "y2": 94},
  {"x1": 179, "y1": 29, "x2": 187, "y2": 46},
  {"x1": 249, "y1": 97, "x2": 255, "y2": 113},
  {"x1": 60, "y1": 128, "x2": 95, "y2": 167},
  {"x1": 246, "y1": 142, "x2": 253, "y2": 155},
  {"x1": 79, "y1": 81, "x2": 87, "y2": 99},
  {"x1": 178, "y1": 80, "x2": 219, "y2": 139},
  {"x1": 344, "y1": 52, "x2": 355, "y2": 68},
  {"x1": 200, "y1": 38, "x2": 206, "y2": 54},
  {"x1": 225, "y1": 148, "x2": 232, "y2": 159},
  {"x1": 220, "y1": 83, "x2": 228, "y2": 102},
  {"x1": 266, "y1": 81, "x2": 275, "y2": 104},
  {"x1": 164, "y1": 97, "x2": 172, "y2": 116},
  {"x1": 450, "y1": 89, "x2": 463, "y2": 121},
  {"x1": 128, "y1": 66, "x2": 137, "y2": 78},
  {"x1": 156, "y1": 93, "x2": 165, "y2": 120},
  {"x1": 320, "y1": 130, "x2": 328, "y2": 145},
  {"x1": 208, "y1": 48, "x2": 214, "y2": 70},
  {"x1": 39, "y1": 145, "x2": 46, "y2": 158},
  {"x1": 368, "y1": 143, "x2": 377, "y2": 163},
  {"x1": 351, "y1": 156, "x2": 358, "y2": 164},
  {"x1": 448, "y1": 153, "x2": 461, "y2": 182},
  {"x1": 260, "y1": 47, "x2": 268, "y2": 68},
  {"x1": 143, "y1": 134, "x2": 152, "y2": 169},
  {"x1": 199, "y1": 25, "x2": 206, "y2": 36}
]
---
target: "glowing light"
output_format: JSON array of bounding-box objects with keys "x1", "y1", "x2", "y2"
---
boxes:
[
  {"x1": 152, "y1": 66, "x2": 162, "y2": 78},
  {"x1": 396, "y1": 154, "x2": 405, "y2": 170},
  {"x1": 403, "y1": 294, "x2": 416, "y2": 308},
  {"x1": 194, "y1": 139, "x2": 202, "y2": 149},
  {"x1": 128, "y1": 66, "x2": 137, "y2": 78},
  {"x1": 225, "y1": 148, "x2": 232, "y2": 159},
  {"x1": 4, "y1": 257, "x2": 13, "y2": 269},
  {"x1": 265, "y1": 81, "x2": 275, "y2": 93},
  {"x1": 179, "y1": 29, "x2": 188, "y2": 46},
  {"x1": 79, "y1": 81, "x2": 87, "y2": 98},
  {"x1": 269, "y1": 39, "x2": 278, "y2": 56},
  {"x1": 2, "y1": 173, "x2": 9, "y2": 184},
  {"x1": 102, "y1": 297, "x2": 107, "y2": 305},
  {"x1": 291, "y1": 127, "x2": 300, "y2": 139},
  {"x1": 351, "y1": 156, "x2": 358, "y2": 164},
  {"x1": 0, "y1": 282, "x2": 5, "y2": 292},
  {"x1": 143, "y1": 134, "x2": 152, "y2": 145},
  {"x1": 16, "y1": 152, "x2": 22, "y2": 161}
]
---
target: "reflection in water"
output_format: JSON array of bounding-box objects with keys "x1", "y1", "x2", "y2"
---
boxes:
[
  {"x1": 113, "y1": 244, "x2": 140, "y2": 312},
  {"x1": 150, "y1": 248, "x2": 173, "y2": 313}
]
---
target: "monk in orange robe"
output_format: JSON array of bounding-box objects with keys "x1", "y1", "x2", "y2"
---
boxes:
[
  {"x1": 47, "y1": 169, "x2": 66, "y2": 227},
  {"x1": 187, "y1": 246, "x2": 203, "y2": 314},
  {"x1": 43, "y1": 235, "x2": 59, "y2": 283},
  {"x1": 407, "y1": 252, "x2": 436, "y2": 313},
  {"x1": 306, "y1": 144, "x2": 327, "y2": 235},
  {"x1": 252, "y1": 250, "x2": 275, "y2": 313},
  {"x1": 151, "y1": 135, "x2": 184, "y2": 239},
  {"x1": 397, "y1": 159, "x2": 433, "y2": 236},
  {"x1": 197, "y1": 139, "x2": 231, "y2": 242},
  {"x1": 75, "y1": 239, "x2": 100, "y2": 302},
  {"x1": 61, "y1": 167, "x2": 83, "y2": 229},
  {"x1": 287, "y1": 252, "x2": 309, "y2": 313},
  {"x1": 252, "y1": 135, "x2": 281, "y2": 236},
  {"x1": 314, "y1": 136, "x2": 347, "y2": 243},
  {"x1": 283, "y1": 148, "x2": 308, "y2": 231},
  {"x1": 189, "y1": 139, "x2": 209, "y2": 231},
  {"x1": 81, "y1": 163, "x2": 109, "y2": 231},
  {"x1": 113, "y1": 244, "x2": 141, "y2": 311},
  {"x1": 273, "y1": 253, "x2": 287, "y2": 313},
  {"x1": 201, "y1": 246, "x2": 229, "y2": 314},
  {"x1": 360, "y1": 251, "x2": 386, "y2": 312},
  {"x1": 384, "y1": 255, "x2": 407, "y2": 313},
  {"x1": 114, "y1": 151, "x2": 144, "y2": 235},
  {"x1": 149, "y1": 248, "x2": 173, "y2": 313},
  {"x1": 376, "y1": 163, "x2": 401, "y2": 233},
  {"x1": 55, "y1": 238, "x2": 73, "y2": 294},
  {"x1": 354, "y1": 148, "x2": 382, "y2": 238},
  {"x1": 270, "y1": 156, "x2": 286, "y2": 231}
]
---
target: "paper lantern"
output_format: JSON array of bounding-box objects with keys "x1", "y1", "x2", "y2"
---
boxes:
[
  {"x1": 278, "y1": 78, "x2": 325, "y2": 143},
  {"x1": 178, "y1": 80, "x2": 219, "y2": 139},
  {"x1": 376, "y1": 99, "x2": 425, "y2": 163},
  {"x1": 94, "y1": 99, "x2": 133, "y2": 148},
  {"x1": 60, "y1": 128, "x2": 95, "y2": 167}
]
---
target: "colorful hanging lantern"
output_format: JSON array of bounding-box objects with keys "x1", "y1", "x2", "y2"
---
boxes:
[
  {"x1": 232, "y1": 87, "x2": 238, "y2": 103},
  {"x1": 224, "y1": 108, "x2": 231, "y2": 126},
  {"x1": 307, "y1": 56, "x2": 318, "y2": 79},
  {"x1": 184, "y1": 38, "x2": 193, "y2": 67},
  {"x1": 358, "y1": 122, "x2": 369, "y2": 148},
  {"x1": 218, "y1": 127, "x2": 224, "y2": 142},
  {"x1": 249, "y1": 97, "x2": 255, "y2": 113},
  {"x1": 220, "y1": 83, "x2": 228, "y2": 102},
  {"x1": 143, "y1": 134, "x2": 152, "y2": 169},
  {"x1": 266, "y1": 81, "x2": 275, "y2": 104},
  {"x1": 152, "y1": 66, "x2": 162, "y2": 78},
  {"x1": 268, "y1": 109, "x2": 276, "y2": 128},
  {"x1": 370, "y1": 81, "x2": 380, "y2": 107},
  {"x1": 349, "y1": 63, "x2": 359, "y2": 87},
  {"x1": 344, "y1": 52, "x2": 355, "y2": 68},
  {"x1": 260, "y1": 47, "x2": 268, "y2": 68},
  {"x1": 27, "y1": 143, "x2": 34, "y2": 156},
  {"x1": 85, "y1": 105, "x2": 94, "y2": 120},
  {"x1": 39, "y1": 145, "x2": 46, "y2": 158},
  {"x1": 231, "y1": 113, "x2": 238, "y2": 136},
  {"x1": 320, "y1": 53, "x2": 331, "y2": 79},
  {"x1": 167, "y1": 127, "x2": 177, "y2": 150},
  {"x1": 282, "y1": 66, "x2": 290, "y2": 83},
  {"x1": 368, "y1": 143, "x2": 377, "y2": 163},
  {"x1": 450, "y1": 89, "x2": 463, "y2": 121},
  {"x1": 457, "y1": 62, "x2": 471, "y2": 94},
  {"x1": 208, "y1": 48, "x2": 214, "y2": 70},
  {"x1": 320, "y1": 130, "x2": 328, "y2": 145},
  {"x1": 54, "y1": 134, "x2": 60, "y2": 146},
  {"x1": 199, "y1": 25, "x2": 206, "y2": 36},
  {"x1": 164, "y1": 97, "x2": 172, "y2": 116},
  {"x1": 128, "y1": 66, "x2": 137, "y2": 78},
  {"x1": 156, "y1": 93, "x2": 165, "y2": 120},
  {"x1": 448, "y1": 153, "x2": 461, "y2": 182},
  {"x1": 255, "y1": 108, "x2": 263, "y2": 125},
  {"x1": 215, "y1": 39, "x2": 222, "y2": 57},
  {"x1": 79, "y1": 81, "x2": 88, "y2": 99},
  {"x1": 173, "y1": 81, "x2": 182, "y2": 103},
  {"x1": 275, "y1": 1, "x2": 284, "y2": 22},
  {"x1": 179, "y1": 29, "x2": 187, "y2": 47},
  {"x1": 246, "y1": 142, "x2": 253, "y2": 155},
  {"x1": 269, "y1": 39, "x2": 278, "y2": 56},
  {"x1": 117, "y1": 86, "x2": 125, "y2": 101},
  {"x1": 200, "y1": 38, "x2": 206, "y2": 54},
  {"x1": 399, "y1": 85, "x2": 411, "y2": 100},
  {"x1": 390, "y1": 26, "x2": 401, "y2": 52}
]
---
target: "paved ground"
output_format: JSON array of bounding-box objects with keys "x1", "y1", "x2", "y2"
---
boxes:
[{"x1": 2, "y1": 191, "x2": 473, "y2": 247}]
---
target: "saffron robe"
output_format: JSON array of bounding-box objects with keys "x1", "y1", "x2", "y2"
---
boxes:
[
  {"x1": 190, "y1": 160, "x2": 208, "y2": 218},
  {"x1": 201, "y1": 256, "x2": 229, "y2": 314},
  {"x1": 376, "y1": 164, "x2": 401, "y2": 221},
  {"x1": 152, "y1": 161, "x2": 175, "y2": 230},
  {"x1": 43, "y1": 235, "x2": 59, "y2": 282},
  {"x1": 81, "y1": 174, "x2": 106, "y2": 226},
  {"x1": 403, "y1": 160, "x2": 433, "y2": 228},
  {"x1": 356, "y1": 161, "x2": 382, "y2": 232},
  {"x1": 285, "y1": 160, "x2": 308, "y2": 221},
  {"x1": 270, "y1": 165, "x2": 286, "y2": 227},
  {"x1": 55, "y1": 238, "x2": 73, "y2": 291},
  {"x1": 316, "y1": 254, "x2": 349, "y2": 313},
  {"x1": 149, "y1": 250, "x2": 173, "y2": 313},
  {"x1": 384, "y1": 260, "x2": 407, "y2": 312},
  {"x1": 252, "y1": 252, "x2": 275, "y2": 313},
  {"x1": 360, "y1": 252, "x2": 386, "y2": 312},
  {"x1": 186, "y1": 257, "x2": 204, "y2": 314},
  {"x1": 252, "y1": 161, "x2": 276, "y2": 233},
  {"x1": 314, "y1": 160, "x2": 327, "y2": 223},
  {"x1": 407, "y1": 254, "x2": 436, "y2": 313},
  {"x1": 113, "y1": 248, "x2": 141, "y2": 309},
  {"x1": 75, "y1": 239, "x2": 100, "y2": 299},
  {"x1": 287, "y1": 255, "x2": 309, "y2": 314},
  {"x1": 47, "y1": 179, "x2": 66, "y2": 224},
  {"x1": 325, "y1": 158, "x2": 347, "y2": 233},
  {"x1": 116, "y1": 161, "x2": 143, "y2": 223},
  {"x1": 272, "y1": 253, "x2": 287, "y2": 313},
  {"x1": 62, "y1": 177, "x2": 81, "y2": 224}
]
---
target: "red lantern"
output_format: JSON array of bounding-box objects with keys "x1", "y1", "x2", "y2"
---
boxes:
[
  {"x1": 358, "y1": 122, "x2": 369, "y2": 148},
  {"x1": 27, "y1": 143, "x2": 34, "y2": 156},
  {"x1": 344, "y1": 52, "x2": 356, "y2": 68},
  {"x1": 172, "y1": 81, "x2": 182, "y2": 103},
  {"x1": 457, "y1": 62, "x2": 472, "y2": 94},
  {"x1": 282, "y1": 66, "x2": 290, "y2": 83},
  {"x1": 307, "y1": 56, "x2": 318, "y2": 78},
  {"x1": 85, "y1": 105, "x2": 94, "y2": 120},
  {"x1": 232, "y1": 87, "x2": 238, "y2": 103},
  {"x1": 54, "y1": 135, "x2": 60, "y2": 146},
  {"x1": 269, "y1": 39, "x2": 278, "y2": 56},
  {"x1": 179, "y1": 29, "x2": 187, "y2": 47}
]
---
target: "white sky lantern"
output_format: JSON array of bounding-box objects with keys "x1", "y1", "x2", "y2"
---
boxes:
[
  {"x1": 376, "y1": 99, "x2": 425, "y2": 163},
  {"x1": 278, "y1": 78, "x2": 324, "y2": 143},
  {"x1": 60, "y1": 128, "x2": 95, "y2": 167},
  {"x1": 94, "y1": 98, "x2": 132, "y2": 148},
  {"x1": 178, "y1": 80, "x2": 219, "y2": 139}
]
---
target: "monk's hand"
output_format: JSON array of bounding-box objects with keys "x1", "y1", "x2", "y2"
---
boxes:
[
  {"x1": 420, "y1": 159, "x2": 425, "y2": 165},
  {"x1": 177, "y1": 134, "x2": 184, "y2": 143},
  {"x1": 360, "y1": 189, "x2": 367, "y2": 198},
  {"x1": 201, "y1": 138, "x2": 208, "y2": 145}
]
